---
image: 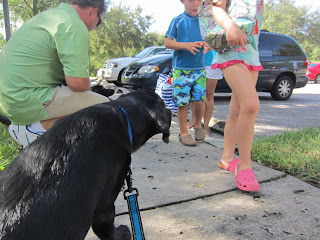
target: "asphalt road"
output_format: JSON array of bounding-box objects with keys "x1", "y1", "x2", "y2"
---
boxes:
[
  {"x1": 212, "y1": 81, "x2": 320, "y2": 138},
  {"x1": 96, "y1": 80, "x2": 320, "y2": 139}
]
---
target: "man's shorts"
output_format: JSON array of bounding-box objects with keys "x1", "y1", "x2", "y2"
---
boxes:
[
  {"x1": 172, "y1": 69, "x2": 206, "y2": 107},
  {"x1": 205, "y1": 66, "x2": 223, "y2": 80},
  {"x1": 43, "y1": 85, "x2": 109, "y2": 120}
]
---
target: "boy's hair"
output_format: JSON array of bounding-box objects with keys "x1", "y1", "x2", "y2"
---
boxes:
[{"x1": 69, "y1": 0, "x2": 106, "y2": 15}]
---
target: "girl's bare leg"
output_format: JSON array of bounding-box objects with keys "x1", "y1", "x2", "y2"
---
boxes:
[
  {"x1": 204, "y1": 78, "x2": 218, "y2": 135},
  {"x1": 222, "y1": 63, "x2": 259, "y2": 171}
]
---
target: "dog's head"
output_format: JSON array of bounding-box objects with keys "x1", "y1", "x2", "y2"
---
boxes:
[{"x1": 116, "y1": 91, "x2": 172, "y2": 151}]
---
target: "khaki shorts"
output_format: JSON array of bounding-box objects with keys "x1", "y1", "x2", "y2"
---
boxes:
[{"x1": 43, "y1": 85, "x2": 109, "y2": 119}]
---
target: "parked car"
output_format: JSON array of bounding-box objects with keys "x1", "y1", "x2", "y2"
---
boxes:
[
  {"x1": 121, "y1": 31, "x2": 309, "y2": 100},
  {"x1": 306, "y1": 62, "x2": 320, "y2": 83},
  {"x1": 96, "y1": 46, "x2": 166, "y2": 86},
  {"x1": 122, "y1": 51, "x2": 172, "y2": 91}
]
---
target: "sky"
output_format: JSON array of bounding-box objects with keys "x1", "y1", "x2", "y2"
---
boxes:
[{"x1": 121, "y1": 0, "x2": 320, "y2": 34}]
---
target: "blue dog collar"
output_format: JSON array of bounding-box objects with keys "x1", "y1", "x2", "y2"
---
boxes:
[{"x1": 118, "y1": 106, "x2": 133, "y2": 144}]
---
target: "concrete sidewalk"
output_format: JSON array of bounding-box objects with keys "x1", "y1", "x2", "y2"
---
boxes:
[{"x1": 85, "y1": 118, "x2": 320, "y2": 240}]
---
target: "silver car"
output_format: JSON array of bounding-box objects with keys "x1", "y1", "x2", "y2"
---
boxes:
[{"x1": 97, "y1": 46, "x2": 166, "y2": 86}]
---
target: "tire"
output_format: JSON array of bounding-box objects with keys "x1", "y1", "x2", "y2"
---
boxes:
[
  {"x1": 114, "y1": 69, "x2": 124, "y2": 86},
  {"x1": 315, "y1": 74, "x2": 320, "y2": 84},
  {"x1": 270, "y1": 76, "x2": 293, "y2": 101}
]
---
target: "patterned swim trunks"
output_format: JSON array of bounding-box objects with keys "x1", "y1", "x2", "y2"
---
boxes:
[{"x1": 172, "y1": 69, "x2": 206, "y2": 106}]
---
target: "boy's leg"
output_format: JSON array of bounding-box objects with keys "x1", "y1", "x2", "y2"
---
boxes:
[
  {"x1": 187, "y1": 103, "x2": 195, "y2": 129},
  {"x1": 172, "y1": 69, "x2": 197, "y2": 145},
  {"x1": 177, "y1": 105, "x2": 189, "y2": 138},
  {"x1": 193, "y1": 101, "x2": 205, "y2": 129},
  {"x1": 222, "y1": 63, "x2": 259, "y2": 171},
  {"x1": 190, "y1": 69, "x2": 206, "y2": 136}
]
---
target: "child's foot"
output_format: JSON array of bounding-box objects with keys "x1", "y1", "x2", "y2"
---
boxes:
[
  {"x1": 235, "y1": 164, "x2": 260, "y2": 192},
  {"x1": 204, "y1": 129, "x2": 210, "y2": 137},
  {"x1": 178, "y1": 134, "x2": 197, "y2": 146},
  {"x1": 187, "y1": 119, "x2": 195, "y2": 129},
  {"x1": 195, "y1": 128, "x2": 205, "y2": 141},
  {"x1": 218, "y1": 158, "x2": 239, "y2": 173}
]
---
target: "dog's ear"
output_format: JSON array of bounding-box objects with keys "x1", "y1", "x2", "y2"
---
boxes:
[{"x1": 155, "y1": 108, "x2": 172, "y2": 144}]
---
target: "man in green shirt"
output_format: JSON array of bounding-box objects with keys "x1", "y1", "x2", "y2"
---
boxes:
[{"x1": 0, "y1": 0, "x2": 108, "y2": 148}]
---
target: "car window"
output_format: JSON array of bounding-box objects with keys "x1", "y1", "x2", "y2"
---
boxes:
[
  {"x1": 134, "y1": 54, "x2": 172, "y2": 64},
  {"x1": 272, "y1": 35, "x2": 303, "y2": 56},
  {"x1": 309, "y1": 63, "x2": 318, "y2": 68},
  {"x1": 135, "y1": 47, "x2": 152, "y2": 58},
  {"x1": 259, "y1": 33, "x2": 273, "y2": 57},
  {"x1": 153, "y1": 48, "x2": 166, "y2": 55}
]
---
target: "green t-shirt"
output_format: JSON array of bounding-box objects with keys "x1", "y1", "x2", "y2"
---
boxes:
[{"x1": 0, "y1": 3, "x2": 90, "y2": 125}]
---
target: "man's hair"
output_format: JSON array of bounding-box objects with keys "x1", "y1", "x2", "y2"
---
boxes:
[{"x1": 69, "y1": 0, "x2": 106, "y2": 15}]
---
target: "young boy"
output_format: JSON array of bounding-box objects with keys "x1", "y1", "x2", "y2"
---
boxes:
[{"x1": 165, "y1": 0, "x2": 207, "y2": 146}]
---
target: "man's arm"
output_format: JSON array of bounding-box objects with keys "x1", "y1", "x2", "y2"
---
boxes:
[{"x1": 65, "y1": 75, "x2": 91, "y2": 92}]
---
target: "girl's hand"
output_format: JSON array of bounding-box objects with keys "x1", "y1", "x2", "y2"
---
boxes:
[{"x1": 225, "y1": 23, "x2": 248, "y2": 47}]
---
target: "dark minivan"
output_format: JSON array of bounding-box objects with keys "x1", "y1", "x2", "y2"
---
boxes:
[{"x1": 122, "y1": 31, "x2": 309, "y2": 100}]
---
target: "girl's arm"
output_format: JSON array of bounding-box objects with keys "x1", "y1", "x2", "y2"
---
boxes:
[{"x1": 211, "y1": 0, "x2": 248, "y2": 47}]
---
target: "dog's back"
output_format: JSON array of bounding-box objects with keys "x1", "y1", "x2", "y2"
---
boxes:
[{"x1": 0, "y1": 91, "x2": 171, "y2": 240}]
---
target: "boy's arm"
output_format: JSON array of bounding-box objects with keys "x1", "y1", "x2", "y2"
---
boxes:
[
  {"x1": 165, "y1": 37, "x2": 205, "y2": 55},
  {"x1": 211, "y1": 0, "x2": 248, "y2": 47}
]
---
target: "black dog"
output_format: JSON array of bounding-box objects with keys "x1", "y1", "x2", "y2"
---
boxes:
[{"x1": 0, "y1": 91, "x2": 172, "y2": 240}]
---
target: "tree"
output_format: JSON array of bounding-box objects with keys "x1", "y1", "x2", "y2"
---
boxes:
[
  {"x1": 262, "y1": 0, "x2": 320, "y2": 60},
  {"x1": 89, "y1": 3, "x2": 164, "y2": 75}
]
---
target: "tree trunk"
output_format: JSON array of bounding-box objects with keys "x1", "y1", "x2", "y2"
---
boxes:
[
  {"x1": 33, "y1": 0, "x2": 38, "y2": 16},
  {"x1": 3, "y1": 0, "x2": 11, "y2": 41}
]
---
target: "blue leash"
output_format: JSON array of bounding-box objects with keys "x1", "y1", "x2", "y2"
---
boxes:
[{"x1": 118, "y1": 106, "x2": 145, "y2": 240}]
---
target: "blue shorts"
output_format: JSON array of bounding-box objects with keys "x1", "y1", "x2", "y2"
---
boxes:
[{"x1": 172, "y1": 69, "x2": 206, "y2": 106}]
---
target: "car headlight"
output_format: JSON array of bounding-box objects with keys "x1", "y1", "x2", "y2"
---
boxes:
[
  {"x1": 138, "y1": 65, "x2": 159, "y2": 75},
  {"x1": 105, "y1": 62, "x2": 118, "y2": 69}
]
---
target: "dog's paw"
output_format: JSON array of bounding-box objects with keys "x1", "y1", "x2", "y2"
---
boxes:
[
  {"x1": 114, "y1": 225, "x2": 131, "y2": 240},
  {"x1": 91, "y1": 85, "x2": 115, "y2": 97}
]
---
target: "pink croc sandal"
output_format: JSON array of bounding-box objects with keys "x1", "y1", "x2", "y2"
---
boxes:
[
  {"x1": 218, "y1": 158, "x2": 239, "y2": 173},
  {"x1": 235, "y1": 165, "x2": 260, "y2": 192}
]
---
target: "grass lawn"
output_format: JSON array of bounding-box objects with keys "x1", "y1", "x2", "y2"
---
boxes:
[
  {"x1": 251, "y1": 127, "x2": 320, "y2": 187},
  {"x1": 0, "y1": 121, "x2": 319, "y2": 188},
  {"x1": 0, "y1": 123, "x2": 20, "y2": 170}
]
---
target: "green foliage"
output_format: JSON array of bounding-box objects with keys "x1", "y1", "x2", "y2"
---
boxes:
[
  {"x1": 89, "y1": 3, "x2": 164, "y2": 75},
  {"x1": 262, "y1": 0, "x2": 320, "y2": 61},
  {"x1": 0, "y1": 124, "x2": 20, "y2": 170}
]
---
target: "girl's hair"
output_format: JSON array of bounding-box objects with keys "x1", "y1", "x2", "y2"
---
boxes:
[{"x1": 69, "y1": 0, "x2": 106, "y2": 15}]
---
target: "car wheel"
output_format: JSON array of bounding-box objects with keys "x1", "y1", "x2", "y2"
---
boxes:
[
  {"x1": 270, "y1": 76, "x2": 293, "y2": 101},
  {"x1": 114, "y1": 70, "x2": 124, "y2": 86},
  {"x1": 315, "y1": 74, "x2": 320, "y2": 83}
]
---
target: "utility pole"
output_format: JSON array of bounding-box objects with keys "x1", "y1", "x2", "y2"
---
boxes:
[{"x1": 3, "y1": 0, "x2": 11, "y2": 41}]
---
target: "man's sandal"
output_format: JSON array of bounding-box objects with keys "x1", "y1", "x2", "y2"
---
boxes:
[
  {"x1": 218, "y1": 158, "x2": 239, "y2": 173},
  {"x1": 235, "y1": 165, "x2": 260, "y2": 192}
]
